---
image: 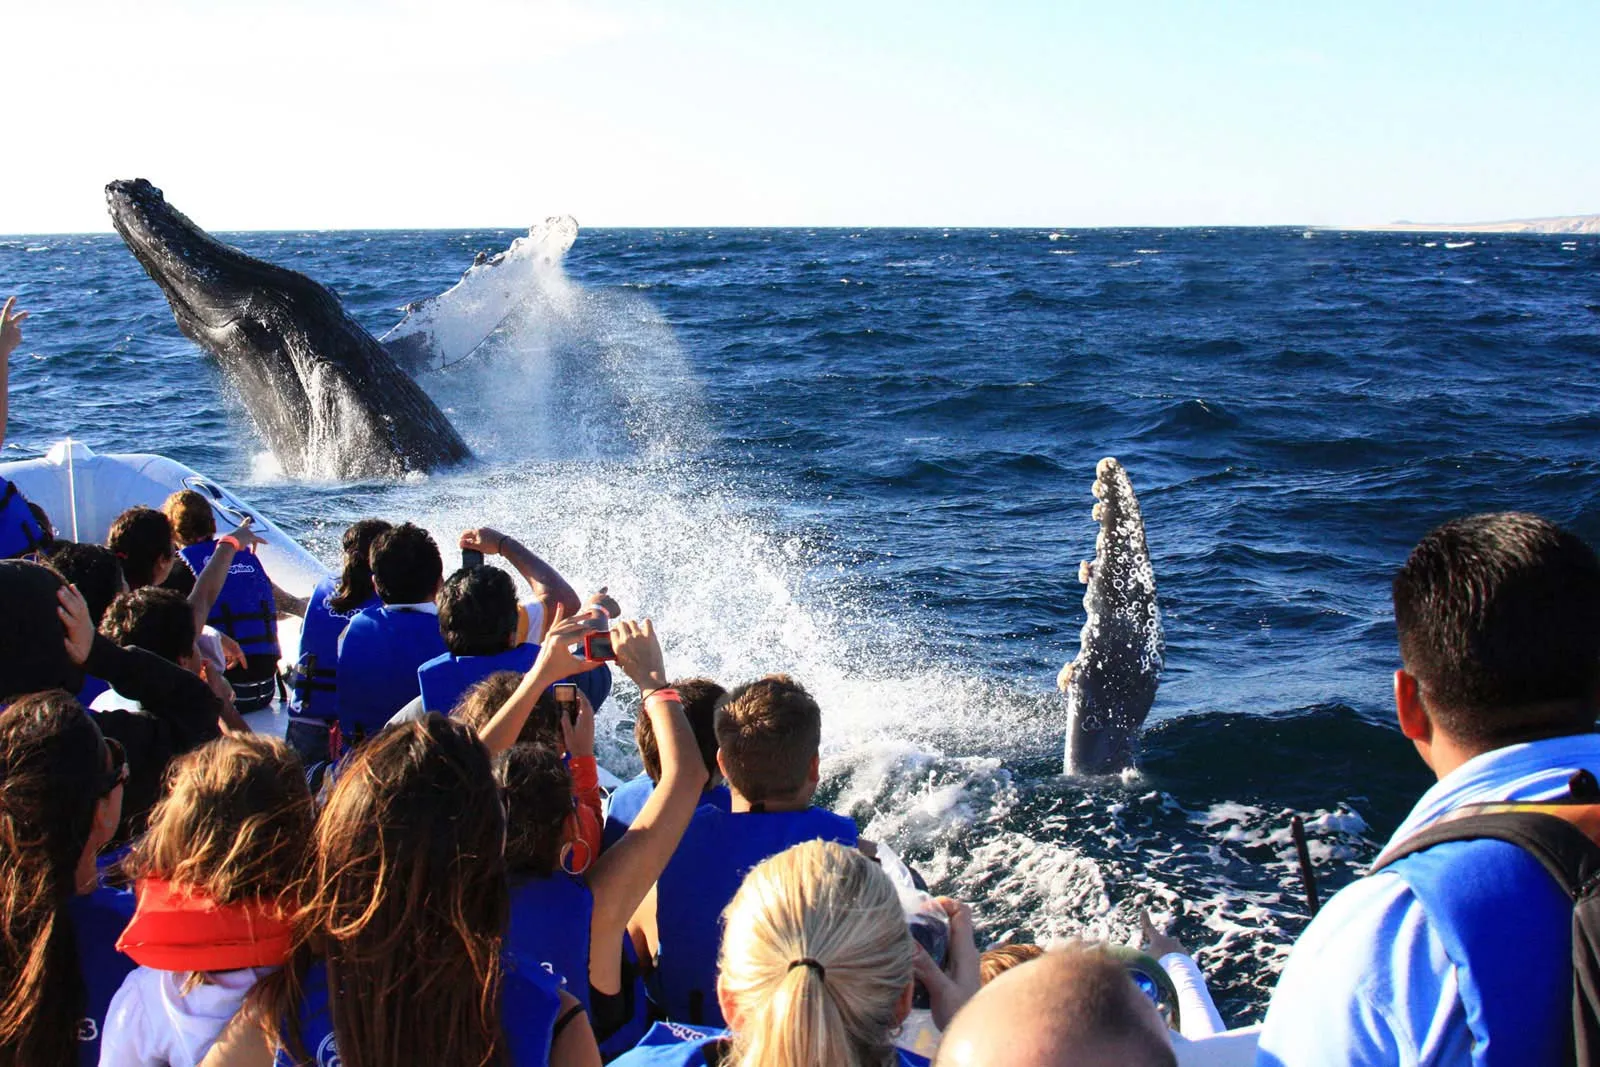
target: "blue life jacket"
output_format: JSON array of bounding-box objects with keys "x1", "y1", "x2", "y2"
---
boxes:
[
  {"x1": 334, "y1": 606, "x2": 447, "y2": 736},
  {"x1": 608, "y1": 1021, "x2": 931, "y2": 1066},
  {"x1": 1381, "y1": 836, "x2": 1574, "y2": 1066},
  {"x1": 77, "y1": 676, "x2": 110, "y2": 710},
  {"x1": 506, "y1": 873, "x2": 650, "y2": 1059},
  {"x1": 180, "y1": 539, "x2": 280, "y2": 657},
  {"x1": 509, "y1": 872, "x2": 594, "y2": 1011},
  {"x1": 0, "y1": 476, "x2": 47, "y2": 559},
  {"x1": 69, "y1": 883, "x2": 137, "y2": 1067},
  {"x1": 419, "y1": 643, "x2": 539, "y2": 714},
  {"x1": 287, "y1": 578, "x2": 375, "y2": 720},
  {"x1": 281, "y1": 955, "x2": 562, "y2": 1067},
  {"x1": 603, "y1": 777, "x2": 731, "y2": 852},
  {"x1": 652, "y1": 805, "x2": 858, "y2": 1027},
  {"x1": 417, "y1": 642, "x2": 614, "y2": 717}
]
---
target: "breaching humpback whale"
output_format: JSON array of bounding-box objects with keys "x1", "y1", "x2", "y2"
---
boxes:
[
  {"x1": 1058, "y1": 457, "x2": 1164, "y2": 774},
  {"x1": 106, "y1": 179, "x2": 471, "y2": 479}
]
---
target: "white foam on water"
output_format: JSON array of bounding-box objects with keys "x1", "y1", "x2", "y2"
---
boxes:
[{"x1": 289, "y1": 246, "x2": 1379, "y2": 1016}]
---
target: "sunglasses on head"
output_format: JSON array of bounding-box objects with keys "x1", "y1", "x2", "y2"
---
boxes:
[{"x1": 97, "y1": 737, "x2": 128, "y2": 797}]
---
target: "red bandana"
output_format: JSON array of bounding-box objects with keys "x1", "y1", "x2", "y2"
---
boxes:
[{"x1": 115, "y1": 878, "x2": 294, "y2": 972}]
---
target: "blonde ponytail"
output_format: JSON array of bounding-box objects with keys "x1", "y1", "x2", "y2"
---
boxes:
[{"x1": 718, "y1": 840, "x2": 913, "y2": 1067}]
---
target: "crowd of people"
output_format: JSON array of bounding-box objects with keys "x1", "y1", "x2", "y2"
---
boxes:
[{"x1": 6, "y1": 285, "x2": 1600, "y2": 1067}]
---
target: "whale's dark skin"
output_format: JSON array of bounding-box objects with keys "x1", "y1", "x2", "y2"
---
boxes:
[
  {"x1": 1059, "y1": 457, "x2": 1164, "y2": 774},
  {"x1": 106, "y1": 179, "x2": 471, "y2": 479}
]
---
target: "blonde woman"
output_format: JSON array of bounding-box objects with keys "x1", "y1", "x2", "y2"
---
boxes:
[{"x1": 613, "y1": 839, "x2": 975, "y2": 1067}]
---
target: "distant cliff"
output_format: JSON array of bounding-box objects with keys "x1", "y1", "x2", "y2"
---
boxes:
[{"x1": 1369, "y1": 214, "x2": 1600, "y2": 235}]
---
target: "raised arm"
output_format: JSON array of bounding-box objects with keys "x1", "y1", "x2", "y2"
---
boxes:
[
  {"x1": 187, "y1": 518, "x2": 264, "y2": 635},
  {"x1": 585, "y1": 621, "x2": 707, "y2": 995},
  {"x1": 477, "y1": 610, "x2": 602, "y2": 758},
  {"x1": 0, "y1": 296, "x2": 29, "y2": 450},
  {"x1": 460, "y1": 526, "x2": 581, "y2": 639}
]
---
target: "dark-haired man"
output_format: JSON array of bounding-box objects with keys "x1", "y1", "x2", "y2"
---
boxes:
[
  {"x1": 335, "y1": 522, "x2": 449, "y2": 739},
  {"x1": 631, "y1": 674, "x2": 858, "y2": 1028},
  {"x1": 1257, "y1": 512, "x2": 1600, "y2": 1066},
  {"x1": 415, "y1": 526, "x2": 607, "y2": 715}
]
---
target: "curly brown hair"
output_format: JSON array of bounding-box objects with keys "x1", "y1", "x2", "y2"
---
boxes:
[{"x1": 160, "y1": 490, "x2": 216, "y2": 548}]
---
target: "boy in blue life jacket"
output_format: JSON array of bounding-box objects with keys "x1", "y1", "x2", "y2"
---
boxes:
[
  {"x1": 416, "y1": 528, "x2": 610, "y2": 716},
  {"x1": 603, "y1": 676, "x2": 732, "y2": 850},
  {"x1": 164, "y1": 489, "x2": 306, "y2": 713},
  {"x1": 335, "y1": 523, "x2": 449, "y2": 739},
  {"x1": 1257, "y1": 512, "x2": 1600, "y2": 1067},
  {"x1": 629, "y1": 674, "x2": 861, "y2": 1028}
]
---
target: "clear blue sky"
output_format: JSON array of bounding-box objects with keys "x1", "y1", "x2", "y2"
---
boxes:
[{"x1": 5, "y1": 0, "x2": 1596, "y2": 232}]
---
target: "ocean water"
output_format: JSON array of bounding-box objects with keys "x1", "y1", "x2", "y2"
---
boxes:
[{"x1": 5, "y1": 224, "x2": 1600, "y2": 1020}]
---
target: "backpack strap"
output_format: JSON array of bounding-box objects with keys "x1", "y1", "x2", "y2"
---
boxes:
[{"x1": 1375, "y1": 805, "x2": 1600, "y2": 899}]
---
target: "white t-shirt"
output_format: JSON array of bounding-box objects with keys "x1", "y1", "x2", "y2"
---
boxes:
[{"x1": 99, "y1": 966, "x2": 274, "y2": 1067}]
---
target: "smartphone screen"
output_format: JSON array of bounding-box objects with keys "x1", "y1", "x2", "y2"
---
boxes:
[
  {"x1": 553, "y1": 683, "x2": 578, "y2": 724},
  {"x1": 462, "y1": 548, "x2": 484, "y2": 569}
]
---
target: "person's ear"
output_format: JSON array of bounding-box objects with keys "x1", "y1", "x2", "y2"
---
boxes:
[
  {"x1": 717, "y1": 974, "x2": 742, "y2": 1032},
  {"x1": 717, "y1": 750, "x2": 730, "y2": 783},
  {"x1": 809, "y1": 752, "x2": 820, "y2": 786},
  {"x1": 1395, "y1": 669, "x2": 1431, "y2": 743},
  {"x1": 894, "y1": 979, "x2": 914, "y2": 1026}
]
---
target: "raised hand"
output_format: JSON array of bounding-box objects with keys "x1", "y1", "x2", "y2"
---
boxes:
[
  {"x1": 58, "y1": 583, "x2": 94, "y2": 666},
  {"x1": 1140, "y1": 907, "x2": 1186, "y2": 958},
  {"x1": 224, "y1": 516, "x2": 264, "y2": 551},
  {"x1": 0, "y1": 296, "x2": 28, "y2": 361},
  {"x1": 459, "y1": 527, "x2": 506, "y2": 555},
  {"x1": 531, "y1": 607, "x2": 604, "y2": 682},
  {"x1": 611, "y1": 618, "x2": 667, "y2": 692}
]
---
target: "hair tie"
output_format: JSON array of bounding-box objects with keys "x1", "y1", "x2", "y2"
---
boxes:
[{"x1": 788, "y1": 958, "x2": 826, "y2": 980}]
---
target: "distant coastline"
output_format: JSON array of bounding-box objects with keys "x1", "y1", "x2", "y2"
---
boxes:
[{"x1": 1342, "y1": 214, "x2": 1600, "y2": 235}]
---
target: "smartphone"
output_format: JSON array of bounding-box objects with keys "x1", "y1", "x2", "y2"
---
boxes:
[
  {"x1": 462, "y1": 548, "x2": 484, "y2": 569},
  {"x1": 553, "y1": 683, "x2": 579, "y2": 725},
  {"x1": 581, "y1": 630, "x2": 615, "y2": 661}
]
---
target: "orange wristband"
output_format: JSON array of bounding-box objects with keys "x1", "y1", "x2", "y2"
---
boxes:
[
  {"x1": 643, "y1": 688, "x2": 681, "y2": 706},
  {"x1": 218, "y1": 534, "x2": 243, "y2": 551}
]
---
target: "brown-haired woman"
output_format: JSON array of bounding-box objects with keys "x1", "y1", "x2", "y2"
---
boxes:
[
  {"x1": 0, "y1": 689, "x2": 133, "y2": 1067},
  {"x1": 201, "y1": 714, "x2": 601, "y2": 1067},
  {"x1": 101, "y1": 734, "x2": 313, "y2": 1067},
  {"x1": 489, "y1": 615, "x2": 707, "y2": 1059}
]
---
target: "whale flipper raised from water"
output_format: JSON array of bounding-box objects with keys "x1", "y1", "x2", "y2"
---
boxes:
[
  {"x1": 106, "y1": 179, "x2": 472, "y2": 480},
  {"x1": 381, "y1": 215, "x2": 579, "y2": 375},
  {"x1": 1059, "y1": 457, "x2": 1164, "y2": 774}
]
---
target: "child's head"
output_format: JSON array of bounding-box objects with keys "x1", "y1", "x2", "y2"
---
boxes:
[
  {"x1": 161, "y1": 490, "x2": 216, "y2": 548},
  {"x1": 980, "y1": 943, "x2": 1044, "y2": 984},
  {"x1": 124, "y1": 734, "x2": 312, "y2": 908},
  {"x1": 101, "y1": 587, "x2": 199, "y2": 671},
  {"x1": 451, "y1": 670, "x2": 560, "y2": 747},
  {"x1": 637, "y1": 676, "x2": 725, "y2": 786},
  {"x1": 715, "y1": 675, "x2": 821, "y2": 807},
  {"x1": 497, "y1": 743, "x2": 573, "y2": 878},
  {"x1": 107, "y1": 506, "x2": 176, "y2": 590}
]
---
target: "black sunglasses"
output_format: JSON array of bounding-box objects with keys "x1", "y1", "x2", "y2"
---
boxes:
[{"x1": 97, "y1": 736, "x2": 128, "y2": 797}]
